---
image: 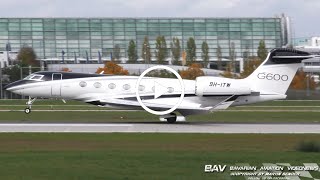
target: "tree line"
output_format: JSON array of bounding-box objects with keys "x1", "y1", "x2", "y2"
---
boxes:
[
  {"x1": 126, "y1": 36, "x2": 269, "y2": 73},
  {"x1": 6, "y1": 40, "x2": 317, "y2": 91},
  {"x1": 127, "y1": 36, "x2": 209, "y2": 67}
]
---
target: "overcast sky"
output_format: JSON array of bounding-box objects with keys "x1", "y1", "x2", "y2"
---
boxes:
[{"x1": 0, "y1": 0, "x2": 318, "y2": 37}]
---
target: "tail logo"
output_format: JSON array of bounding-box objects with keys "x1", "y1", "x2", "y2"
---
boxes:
[{"x1": 257, "y1": 72, "x2": 289, "y2": 81}]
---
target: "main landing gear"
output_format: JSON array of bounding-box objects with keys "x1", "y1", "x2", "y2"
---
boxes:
[
  {"x1": 24, "y1": 97, "x2": 37, "y2": 114},
  {"x1": 164, "y1": 113, "x2": 177, "y2": 124}
]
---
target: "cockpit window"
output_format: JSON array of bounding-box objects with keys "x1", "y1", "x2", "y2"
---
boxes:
[
  {"x1": 23, "y1": 74, "x2": 44, "y2": 81},
  {"x1": 30, "y1": 75, "x2": 43, "y2": 80},
  {"x1": 23, "y1": 75, "x2": 33, "y2": 80}
]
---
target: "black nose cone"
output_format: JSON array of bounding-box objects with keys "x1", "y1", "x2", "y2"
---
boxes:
[{"x1": 4, "y1": 80, "x2": 27, "y2": 91}]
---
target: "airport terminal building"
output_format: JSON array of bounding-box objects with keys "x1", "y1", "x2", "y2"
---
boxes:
[{"x1": 0, "y1": 16, "x2": 291, "y2": 67}]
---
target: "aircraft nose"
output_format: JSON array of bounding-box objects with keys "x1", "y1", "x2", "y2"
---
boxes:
[{"x1": 4, "y1": 80, "x2": 25, "y2": 91}]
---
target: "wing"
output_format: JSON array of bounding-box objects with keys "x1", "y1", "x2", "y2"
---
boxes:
[{"x1": 75, "y1": 93, "x2": 242, "y2": 116}]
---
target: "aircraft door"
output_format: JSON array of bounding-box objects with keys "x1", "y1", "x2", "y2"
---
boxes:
[{"x1": 51, "y1": 73, "x2": 62, "y2": 96}]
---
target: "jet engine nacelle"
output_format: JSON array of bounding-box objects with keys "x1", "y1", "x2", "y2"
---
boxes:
[{"x1": 195, "y1": 76, "x2": 251, "y2": 96}]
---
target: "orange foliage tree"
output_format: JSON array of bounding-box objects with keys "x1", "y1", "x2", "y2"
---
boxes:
[
  {"x1": 61, "y1": 67, "x2": 72, "y2": 72},
  {"x1": 239, "y1": 57, "x2": 262, "y2": 78},
  {"x1": 179, "y1": 63, "x2": 204, "y2": 80},
  {"x1": 289, "y1": 70, "x2": 316, "y2": 90},
  {"x1": 220, "y1": 63, "x2": 235, "y2": 78},
  {"x1": 96, "y1": 61, "x2": 129, "y2": 75},
  {"x1": 221, "y1": 57, "x2": 262, "y2": 79},
  {"x1": 181, "y1": 51, "x2": 187, "y2": 66}
]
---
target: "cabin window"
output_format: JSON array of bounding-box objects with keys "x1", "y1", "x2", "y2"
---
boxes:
[
  {"x1": 52, "y1": 73, "x2": 62, "y2": 80},
  {"x1": 108, "y1": 83, "x2": 116, "y2": 89},
  {"x1": 93, "y1": 82, "x2": 102, "y2": 88},
  {"x1": 123, "y1": 84, "x2": 130, "y2": 90},
  {"x1": 167, "y1": 87, "x2": 174, "y2": 93},
  {"x1": 79, "y1": 81, "x2": 87, "y2": 87},
  {"x1": 138, "y1": 85, "x2": 145, "y2": 91}
]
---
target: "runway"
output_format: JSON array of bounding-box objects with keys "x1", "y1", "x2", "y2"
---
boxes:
[{"x1": 0, "y1": 123, "x2": 319, "y2": 133}]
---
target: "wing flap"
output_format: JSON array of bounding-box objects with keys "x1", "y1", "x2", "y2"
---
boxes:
[{"x1": 210, "y1": 95, "x2": 238, "y2": 111}]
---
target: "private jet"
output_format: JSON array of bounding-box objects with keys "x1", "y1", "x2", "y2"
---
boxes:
[{"x1": 5, "y1": 48, "x2": 315, "y2": 123}]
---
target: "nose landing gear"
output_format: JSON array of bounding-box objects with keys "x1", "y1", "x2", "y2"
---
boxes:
[{"x1": 24, "y1": 97, "x2": 37, "y2": 114}]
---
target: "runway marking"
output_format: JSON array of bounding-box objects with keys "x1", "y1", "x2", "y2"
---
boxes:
[
  {"x1": 0, "y1": 123, "x2": 319, "y2": 133},
  {"x1": 0, "y1": 123, "x2": 133, "y2": 127},
  {"x1": 0, "y1": 105, "x2": 92, "y2": 106},
  {"x1": 239, "y1": 106, "x2": 320, "y2": 107},
  {"x1": 219, "y1": 110, "x2": 320, "y2": 112},
  {"x1": 0, "y1": 110, "x2": 141, "y2": 112},
  {"x1": 1, "y1": 105, "x2": 320, "y2": 107},
  {"x1": 0, "y1": 109, "x2": 319, "y2": 112}
]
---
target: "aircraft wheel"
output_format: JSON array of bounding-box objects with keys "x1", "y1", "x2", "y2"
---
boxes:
[
  {"x1": 24, "y1": 108, "x2": 31, "y2": 114},
  {"x1": 166, "y1": 113, "x2": 177, "y2": 124}
]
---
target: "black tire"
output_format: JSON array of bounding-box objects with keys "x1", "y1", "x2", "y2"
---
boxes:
[
  {"x1": 166, "y1": 113, "x2": 177, "y2": 123},
  {"x1": 24, "y1": 108, "x2": 31, "y2": 114},
  {"x1": 166, "y1": 117, "x2": 176, "y2": 123}
]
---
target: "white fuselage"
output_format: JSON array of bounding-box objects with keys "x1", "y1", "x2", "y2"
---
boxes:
[
  {"x1": 7, "y1": 75, "x2": 286, "y2": 116},
  {"x1": 6, "y1": 48, "x2": 313, "y2": 119}
]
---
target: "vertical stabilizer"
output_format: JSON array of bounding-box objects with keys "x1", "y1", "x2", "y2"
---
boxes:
[{"x1": 246, "y1": 48, "x2": 312, "y2": 94}]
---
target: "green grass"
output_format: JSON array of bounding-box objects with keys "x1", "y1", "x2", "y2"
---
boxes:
[
  {"x1": 244, "y1": 100, "x2": 320, "y2": 106},
  {"x1": 295, "y1": 141, "x2": 320, "y2": 152},
  {"x1": 0, "y1": 133, "x2": 319, "y2": 180},
  {"x1": 0, "y1": 99, "x2": 320, "y2": 123},
  {"x1": 189, "y1": 111, "x2": 320, "y2": 123},
  {"x1": 2, "y1": 104, "x2": 320, "y2": 111},
  {"x1": 0, "y1": 99, "x2": 319, "y2": 179},
  {"x1": 0, "y1": 99, "x2": 85, "y2": 106},
  {"x1": 1, "y1": 99, "x2": 320, "y2": 107},
  {"x1": 0, "y1": 111, "x2": 158, "y2": 122},
  {"x1": 0, "y1": 111, "x2": 319, "y2": 123},
  {"x1": 0, "y1": 105, "x2": 104, "y2": 110}
]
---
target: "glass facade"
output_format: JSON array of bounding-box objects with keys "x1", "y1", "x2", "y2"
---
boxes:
[{"x1": 0, "y1": 18, "x2": 284, "y2": 61}]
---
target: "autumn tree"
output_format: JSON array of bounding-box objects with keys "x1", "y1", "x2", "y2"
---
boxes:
[
  {"x1": 155, "y1": 36, "x2": 167, "y2": 64},
  {"x1": 2, "y1": 65, "x2": 21, "y2": 82},
  {"x1": 239, "y1": 57, "x2": 262, "y2": 78},
  {"x1": 171, "y1": 37, "x2": 181, "y2": 65},
  {"x1": 61, "y1": 67, "x2": 72, "y2": 72},
  {"x1": 179, "y1": 63, "x2": 204, "y2": 80},
  {"x1": 201, "y1": 41, "x2": 209, "y2": 68},
  {"x1": 17, "y1": 46, "x2": 39, "y2": 66},
  {"x1": 127, "y1": 40, "x2": 137, "y2": 63},
  {"x1": 181, "y1": 51, "x2": 187, "y2": 66},
  {"x1": 290, "y1": 70, "x2": 316, "y2": 90},
  {"x1": 96, "y1": 61, "x2": 129, "y2": 75},
  {"x1": 221, "y1": 56, "x2": 263, "y2": 79},
  {"x1": 186, "y1": 37, "x2": 196, "y2": 64},
  {"x1": 257, "y1": 40, "x2": 268, "y2": 60},
  {"x1": 141, "y1": 36, "x2": 151, "y2": 64},
  {"x1": 113, "y1": 44, "x2": 121, "y2": 61},
  {"x1": 147, "y1": 70, "x2": 176, "y2": 78},
  {"x1": 229, "y1": 42, "x2": 236, "y2": 74},
  {"x1": 220, "y1": 63, "x2": 236, "y2": 79},
  {"x1": 216, "y1": 45, "x2": 222, "y2": 70},
  {"x1": 242, "y1": 46, "x2": 250, "y2": 67},
  {"x1": 14, "y1": 46, "x2": 40, "y2": 79}
]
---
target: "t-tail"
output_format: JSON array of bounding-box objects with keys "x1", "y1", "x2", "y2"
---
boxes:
[{"x1": 245, "y1": 48, "x2": 315, "y2": 95}]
